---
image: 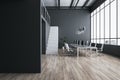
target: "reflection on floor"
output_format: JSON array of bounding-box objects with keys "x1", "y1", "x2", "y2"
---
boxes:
[{"x1": 0, "y1": 51, "x2": 120, "y2": 80}]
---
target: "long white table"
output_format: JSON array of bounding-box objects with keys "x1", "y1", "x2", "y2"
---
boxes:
[
  {"x1": 70, "y1": 44, "x2": 97, "y2": 57},
  {"x1": 70, "y1": 44, "x2": 85, "y2": 56}
]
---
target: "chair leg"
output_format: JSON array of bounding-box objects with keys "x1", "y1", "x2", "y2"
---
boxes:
[
  {"x1": 95, "y1": 49, "x2": 99, "y2": 56},
  {"x1": 77, "y1": 48, "x2": 79, "y2": 57},
  {"x1": 90, "y1": 49, "x2": 92, "y2": 56}
]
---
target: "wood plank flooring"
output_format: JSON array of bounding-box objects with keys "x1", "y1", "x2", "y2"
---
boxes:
[{"x1": 0, "y1": 51, "x2": 120, "y2": 80}]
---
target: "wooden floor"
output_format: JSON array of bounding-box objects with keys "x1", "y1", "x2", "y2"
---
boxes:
[{"x1": 0, "y1": 51, "x2": 120, "y2": 80}]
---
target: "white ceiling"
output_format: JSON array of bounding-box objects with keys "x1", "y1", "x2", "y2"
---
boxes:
[
  {"x1": 43, "y1": 0, "x2": 96, "y2": 7},
  {"x1": 43, "y1": 0, "x2": 57, "y2": 6},
  {"x1": 77, "y1": 0, "x2": 86, "y2": 6},
  {"x1": 60, "y1": 0, "x2": 71, "y2": 6}
]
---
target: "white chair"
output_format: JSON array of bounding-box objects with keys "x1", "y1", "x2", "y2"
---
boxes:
[
  {"x1": 82, "y1": 43, "x2": 97, "y2": 54},
  {"x1": 64, "y1": 43, "x2": 70, "y2": 52},
  {"x1": 88, "y1": 43, "x2": 97, "y2": 52},
  {"x1": 87, "y1": 43, "x2": 104, "y2": 56},
  {"x1": 62, "y1": 46, "x2": 65, "y2": 54},
  {"x1": 96, "y1": 44, "x2": 104, "y2": 55},
  {"x1": 64, "y1": 43, "x2": 77, "y2": 55},
  {"x1": 85, "y1": 41, "x2": 89, "y2": 46}
]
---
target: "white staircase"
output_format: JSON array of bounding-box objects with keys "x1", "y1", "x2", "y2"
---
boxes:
[{"x1": 46, "y1": 26, "x2": 58, "y2": 54}]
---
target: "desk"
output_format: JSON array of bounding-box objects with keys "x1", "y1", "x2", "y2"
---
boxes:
[
  {"x1": 70, "y1": 44, "x2": 98, "y2": 57},
  {"x1": 70, "y1": 44, "x2": 86, "y2": 57}
]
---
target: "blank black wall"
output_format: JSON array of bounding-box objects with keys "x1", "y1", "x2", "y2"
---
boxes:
[
  {"x1": 102, "y1": 44, "x2": 120, "y2": 57},
  {"x1": 48, "y1": 9, "x2": 91, "y2": 48},
  {"x1": 42, "y1": 19, "x2": 46, "y2": 54},
  {"x1": 94, "y1": 43, "x2": 120, "y2": 58},
  {"x1": 0, "y1": 0, "x2": 41, "y2": 73}
]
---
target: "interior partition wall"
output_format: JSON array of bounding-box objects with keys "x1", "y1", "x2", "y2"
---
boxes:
[
  {"x1": 0, "y1": 0, "x2": 41, "y2": 73},
  {"x1": 91, "y1": 0, "x2": 120, "y2": 46}
]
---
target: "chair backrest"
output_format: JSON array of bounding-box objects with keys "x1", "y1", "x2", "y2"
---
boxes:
[
  {"x1": 86, "y1": 41, "x2": 89, "y2": 46},
  {"x1": 79, "y1": 40, "x2": 81, "y2": 45},
  {"x1": 94, "y1": 43, "x2": 97, "y2": 47},
  {"x1": 91, "y1": 43, "x2": 97, "y2": 47},
  {"x1": 89, "y1": 43, "x2": 92, "y2": 47},
  {"x1": 76, "y1": 40, "x2": 79, "y2": 44},
  {"x1": 62, "y1": 46, "x2": 65, "y2": 53},
  {"x1": 96, "y1": 44, "x2": 104, "y2": 52},
  {"x1": 81, "y1": 40, "x2": 84, "y2": 45},
  {"x1": 100, "y1": 44, "x2": 104, "y2": 51},
  {"x1": 64, "y1": 43, "x2": 70, "y2": 52}
]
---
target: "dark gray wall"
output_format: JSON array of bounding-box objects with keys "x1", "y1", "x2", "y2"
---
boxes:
[
  {"x1": 42, "y1": 19, "x2": 46, "y2": 54},
  {"x1": 0, "y1": 0, "x2": 41, "y2": 73},
  {"x1": 48, "y1": 9, "x2": 91, "y2": 48},
  {"x1": 41, "y1": 18, "x2": 50, "y2": 54},
  {"x1": 46, "y1": 22, "x2": 50, "y2": 48}
]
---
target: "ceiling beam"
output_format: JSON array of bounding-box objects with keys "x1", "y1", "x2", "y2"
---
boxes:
[
  {"x1": 82, "y1": 0, "x2": 90, "y2": 8},
  {"x1": 74, "y1": 0, "x2": 80, "y2": 8},
  {"x1": 47, "y1": 6, "x2": 89, "y2": 10},
  {"x1": 70, "y1": 0, "x2": 74, "y2": 8},
  {"x1": 58, "y1": 0, "x2": 60, "y2": 8}
]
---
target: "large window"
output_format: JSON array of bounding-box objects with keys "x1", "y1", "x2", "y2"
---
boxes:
[
  {"x1": 94, "y1": 12, "x2": 97, "y2": 40},
  {"x1": 91, "y1": 0, "x2": 120, "y2": 46},
  {"x1": 118, "y1": 0, "x2": 120, "y2": 38},
  {"x1": 111, "y1": 0, "x2": 116, "y2": 39},
  {"x1": 91, "y1": 16, "x2": 94, "y2": 39},
  {"x1": 100, "y1": 6, "x2": 105, "y2": 44},
  {"x1": 97, "y1": 10, "x2": 100, "y2": 40},
  {"x1": 105, "y1": 5, "x2": 109, "y2": 38},
  {"x1": 105, "y1": 0, "x2": 109, "y2": 6},
  {"x1": 118, "y1": 39, "x2": 120, "y2": 45},
  {"x1": 100, "y1": 8, "x2": 104, "y2": 39}
]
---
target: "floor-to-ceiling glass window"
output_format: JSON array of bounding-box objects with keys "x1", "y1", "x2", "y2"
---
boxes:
[
  {"x1": 105, "y1": 0, "x2": 110, "y2": 44},
  {"x1": 100, "y1": 5, "x2": 105, "y2": 44},
  {"x1": 94, "y1": 10, "x2": 97, "y2": 43},
  {"x1": 110, "y1": 0, "x2": 116, "y2": 45},
  {"x1": 91, "y1": 0, "x2": 119, "y2": 46},
  {"x1": 118, "y1": 39, "x2": 120, "y2": 45},
  {"x1": 118, "y1": 0, "x2": 120, "y2": 45},
  {"x1": 91, "y1": 13, "x2": 94, "y2": 43},
  {"x1": 97, "y1": 7, "x2": 100, "y2": 43}
]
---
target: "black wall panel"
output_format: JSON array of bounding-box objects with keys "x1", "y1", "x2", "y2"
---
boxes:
[{"x1": 0, "y1": 0, "x2": 41, "y2": 73}]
